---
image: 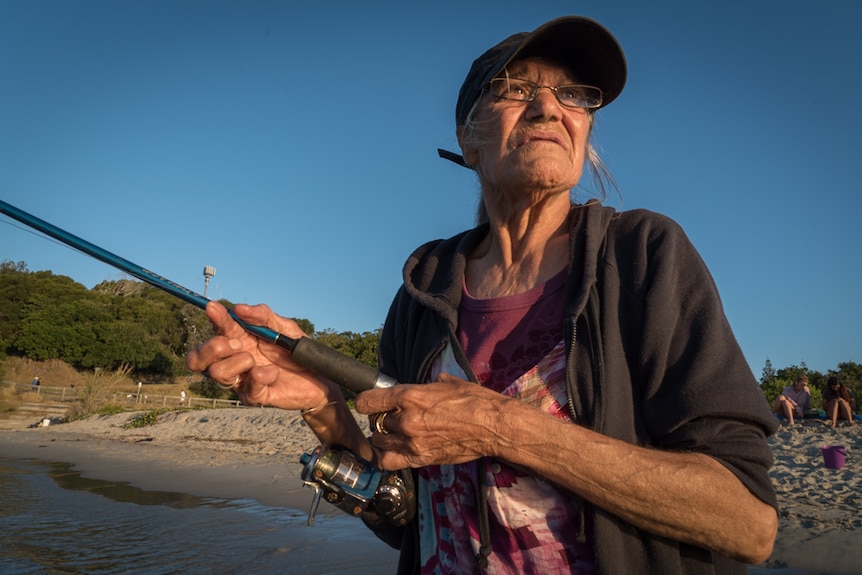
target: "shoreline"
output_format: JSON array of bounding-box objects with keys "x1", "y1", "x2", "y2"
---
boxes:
[
  {"x1": 0, "y1": 407, "x2": 359, "y2": 514},
  {"x1": 2, "y1": 409, "x2": 861, "y2": 572},
  {"x1": 0, "y1": 429, "x2": 317, "y2": 512}
]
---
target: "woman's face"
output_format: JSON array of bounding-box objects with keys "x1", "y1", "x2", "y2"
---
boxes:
[{"x1": 459, "y1": 57, "x2": 592, "y2": 203}]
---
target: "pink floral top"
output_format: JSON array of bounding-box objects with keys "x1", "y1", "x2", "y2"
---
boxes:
[{"x1": 415, "y1": 270, "x2": 595, "y2": 574}]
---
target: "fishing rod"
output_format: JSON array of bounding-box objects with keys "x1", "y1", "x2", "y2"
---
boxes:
[
  {"x1": 0, "y1": 199, "x2": 396, "y2": 394},
  {"x1": 2, "y1": 198, "x2": 414, "y2": 526}
]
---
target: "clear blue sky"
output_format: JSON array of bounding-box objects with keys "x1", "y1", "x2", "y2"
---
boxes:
[{"x1": 1, "y1": 0, "x2": 859, "y2": 377}]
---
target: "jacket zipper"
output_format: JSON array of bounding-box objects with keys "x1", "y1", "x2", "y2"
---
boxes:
[
  {"x1": 415, "y1": 337, "x2": 448, "y2": 383},
  {"x1": 566, "y1": 319, "x2": 579, "y2": 423}
]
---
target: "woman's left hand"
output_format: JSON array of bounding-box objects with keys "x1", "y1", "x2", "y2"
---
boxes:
[{"x1": 355, "y1": 373, "x2": 511, "y2": 470}]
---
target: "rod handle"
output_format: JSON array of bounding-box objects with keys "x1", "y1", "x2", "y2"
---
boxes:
[{"x1": 287, "y1": 337, "x2": 396, "y2": 393}]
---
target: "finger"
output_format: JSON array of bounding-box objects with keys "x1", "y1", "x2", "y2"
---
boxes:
[
  {"x1": 436, "y1": 372, "x2": 470, "y2": 385},
  {"x1": 370, "y1": 439, "x2": 428, "y2": 471},
  {"x1": 373, "y1": 449, "x2": 410, "y2": 471},
  {"x1": 215, "y1": 374, "x2": 242, "y2": 390},
  {"x1": 204, "y1": 349, "x2": 256, "y2": 385},
  {"x1": 206, "y1": 301, "x2": 247, "y2": 339},
  {"x1": 368, "y1": 409, "x2": 400, "y2": 436},
  {"x1": 234, "y1": 364, "x2": 282, "y2": 405},
  {"x1": 233, "y1": 303, "x2": 308, "y2": 339},
  {"x1": 355, "y1": 387, "x2": 403, "y2": 415},
  {"x1": 186, "y1": 328, "x2": 244, "y2": 371}
]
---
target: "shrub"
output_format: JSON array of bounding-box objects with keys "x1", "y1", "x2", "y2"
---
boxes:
[{"x1": 123, "y1": 409, "x2": 164, "y2": 428}]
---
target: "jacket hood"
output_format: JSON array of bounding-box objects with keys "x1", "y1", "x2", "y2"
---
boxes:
[{"x1": 400, "y1": 201, "x2": 618, "y2": 330}]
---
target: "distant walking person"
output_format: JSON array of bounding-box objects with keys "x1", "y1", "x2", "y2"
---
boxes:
[
  {"x1": 772, "y1": 374, "x2": 811, "y2": 425},
  {"x1": 31, "y1": 376, "x2": 40, "y2": 392}
]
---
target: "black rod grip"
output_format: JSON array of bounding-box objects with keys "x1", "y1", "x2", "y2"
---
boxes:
[{"x1": 290, "y1": 337, "x2": 384, "y2": 393}]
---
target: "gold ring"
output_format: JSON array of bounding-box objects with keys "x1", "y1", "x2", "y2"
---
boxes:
[
  {"x1": 371, "y1": 411, "x2": 391, "y2": 435},
  {"x1": 218, "y1": 375, "x2": 241, "y2": 390}
]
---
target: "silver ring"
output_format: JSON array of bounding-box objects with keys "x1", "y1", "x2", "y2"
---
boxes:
[{"x1": 371, "y1": 411, "x2": 391, "y2": 435}]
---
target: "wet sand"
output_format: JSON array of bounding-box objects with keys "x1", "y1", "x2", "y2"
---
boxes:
[{"x1": 1, "y1": 408, "x2": 860, "y2": 573}]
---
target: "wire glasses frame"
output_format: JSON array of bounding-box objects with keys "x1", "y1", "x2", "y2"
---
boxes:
[{"x1": 486, "y1": 77, "x2": 603, "y2": 110}]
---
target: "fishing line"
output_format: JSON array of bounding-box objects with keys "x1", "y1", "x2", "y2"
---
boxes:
[{"x1": 0, "y1": 199, "x2": 396, "y2": 394}]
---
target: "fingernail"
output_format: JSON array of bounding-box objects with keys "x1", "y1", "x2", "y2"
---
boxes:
[{"x1": 229, "y1": 338, "x2": 242, "y2": 350}]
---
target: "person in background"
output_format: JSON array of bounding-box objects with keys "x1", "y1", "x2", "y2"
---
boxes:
[
  {"x1": 187, "y1": 15, "x2": 778, "y2": 574},
  {"x1": 822, "y1": 375, "x2": 855, "y2": 426},
  {"x1": 773, "y1": 374, "x2": 811, "y2": 425},
  {"x1": 31, "y1": 376, "x2": 40, "y2": 391}
]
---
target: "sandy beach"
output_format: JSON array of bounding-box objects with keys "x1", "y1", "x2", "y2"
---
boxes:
[
  {"x1": 1, "y1": 408, "x2": 860, "y2": 573},
  {"x1": 753, "y1": 421, "x2": 862, "y2": 574}
]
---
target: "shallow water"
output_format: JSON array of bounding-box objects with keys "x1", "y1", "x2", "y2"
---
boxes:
[{"x1": 0, "y1": 457, "x2": 399, "y2": 574}]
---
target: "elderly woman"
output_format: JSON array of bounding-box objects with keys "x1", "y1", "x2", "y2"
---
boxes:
[{"x1": 187, "y1": 16, "x2": 778, "y2": 575}]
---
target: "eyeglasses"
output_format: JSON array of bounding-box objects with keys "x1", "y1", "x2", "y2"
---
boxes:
[{"x1": 486, "y1": 78, "x2": 603, "y2": 110}]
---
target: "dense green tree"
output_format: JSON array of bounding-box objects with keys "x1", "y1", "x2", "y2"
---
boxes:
[
  {"x1": 831, "y1": 361, "x2": 862, "y2": 386},
  {"x1": 4, "y1": 260, "x2": 856, "y2": 403},
  {"x1": 312, "y1": 328, "x2": 382, "y2": 402},
  {"x1": 313, "y1": 328, "x2": 381, "y2": 368},
  {"x1": 0, "y1": 262, "x2": 89, "y2": 350},
  {"x1": 0, "y1": 264, "x2": 321, "y2": 379},
  {"x1": 294, "y1": 318, "x2": 315, "y2": 336},
  {"x1": 825, "y1": 361, "x2": 861, "y2": 407},
  {"x1": 760, "y1": 378, "x2": 792, "y2": 406}
]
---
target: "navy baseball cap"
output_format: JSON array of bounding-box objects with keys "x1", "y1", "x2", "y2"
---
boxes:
[{"x1": 439, "y1": 16, "x2": 627, "y2": 167}]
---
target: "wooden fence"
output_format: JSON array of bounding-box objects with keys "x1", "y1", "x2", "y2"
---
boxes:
[{"x1": 2, "y1": 381, "x2": 244, "y2": 410}]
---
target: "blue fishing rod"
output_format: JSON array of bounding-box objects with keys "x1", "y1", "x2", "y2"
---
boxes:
[
  {"x1": 0, "y1": 199, "x2": 396, "y2": 394},
  {"x1": 1, "y1": 198, "x2": 414, "y2": 526}
]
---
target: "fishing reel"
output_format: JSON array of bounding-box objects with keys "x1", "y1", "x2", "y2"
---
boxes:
[{"x1": 299, "y1": 444, "x2": 415, "y2": 527}]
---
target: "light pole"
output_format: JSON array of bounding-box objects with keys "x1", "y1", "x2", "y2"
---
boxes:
[{"x1": 203, "y1": 265, "x2": 216, "y2": 298}]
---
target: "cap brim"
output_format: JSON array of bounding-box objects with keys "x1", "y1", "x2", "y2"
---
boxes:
[{"x1": 496, "y1": 16, "x2": 627, "y2": 108}]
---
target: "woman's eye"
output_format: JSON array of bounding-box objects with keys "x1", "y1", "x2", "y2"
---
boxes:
[
  {"x1": 558, "y1": 87, "x2": 581, "y2": 99},
  {"x1": 506, "y1": 81, "x2": 529, "y2": 95}
]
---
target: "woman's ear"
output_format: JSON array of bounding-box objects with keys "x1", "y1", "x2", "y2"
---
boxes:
[{"x1": 456, "y1": 126, "x2": 479, "y2": 167}]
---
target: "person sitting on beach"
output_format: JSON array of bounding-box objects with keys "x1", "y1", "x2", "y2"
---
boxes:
[
  {"x1": 823, "y1": 376, "x2": 855, "y2": 426},
  {"x1": 187, "y1": 15, "x2": 779, "y2": 574},
  {"x1": 773, "y1": 374, "x2": 811, "y2": 425}
]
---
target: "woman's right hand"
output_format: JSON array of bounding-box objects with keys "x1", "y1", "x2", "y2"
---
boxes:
[{"x1": 186, "y1": 301, "x2": 336, "y2": 412}]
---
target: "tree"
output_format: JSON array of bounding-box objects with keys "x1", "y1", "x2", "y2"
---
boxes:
[
  {"x1": 294, "y1": 318, "x2": 315, "y2": 336},
  {"x1": 312, "y1": 328, "x2": 382, "y2": 402},
  {"x1": 313, "y1": 329, "x2": 381, "y2": 369},
  {"x1": 760, "y1": 357, "x2": 776, "y2": 385},
  {"x1": 758, "y1": 357, "x2": 785, "y2": 405},
  {"x1": 0, "y1": 265, "x2": 89, "y2": 353},
  {"x1": 829, "y1": 361, "x2": 862, "y2": 403},
  {"x1": 0, "y1": 260, "x2": 28, "y2": 273}
]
